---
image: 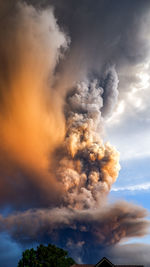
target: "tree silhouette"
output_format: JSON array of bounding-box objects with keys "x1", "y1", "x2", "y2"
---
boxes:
[{"x1": 18, "y1": 244, "x2": 76, "y2": 267}]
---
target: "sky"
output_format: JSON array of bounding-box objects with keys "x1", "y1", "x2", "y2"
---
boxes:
[{"x1": 0, "y1": 0, "x2": 150, "y2": 266}]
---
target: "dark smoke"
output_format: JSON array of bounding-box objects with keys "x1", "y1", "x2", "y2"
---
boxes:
[
  {"x1": 101, "y1": 66, "x2": 119, "y2": 117},
  {"x1": 0, "y1": 202, "x2": 148, "y2": 263}
]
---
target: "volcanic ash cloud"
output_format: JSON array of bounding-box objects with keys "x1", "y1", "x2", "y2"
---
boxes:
[
  {"x1": 0, "y1": 1, "x2": 149, "y2": 263},
  {"x1": 0, "y1": 0, "x2": 69, "y2": 206},
  {"x1": 56, "y1": 74, "x2": 120, "y2": 209}
]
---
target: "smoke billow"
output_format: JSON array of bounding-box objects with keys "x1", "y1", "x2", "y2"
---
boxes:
[
  {"x1": 0, "y1": 0, "x2": 149, "y2": 265},
  {"x1": 0, "y1": 202, "x2": 148, "y2": 246},
  {"x1": 56, "y1": 73, "x2": 120, "y2": 209}
]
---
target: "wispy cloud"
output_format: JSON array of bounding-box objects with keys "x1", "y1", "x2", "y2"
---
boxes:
[{"x1": 112, "y1": 182, "x2": 150, "y2": 192}]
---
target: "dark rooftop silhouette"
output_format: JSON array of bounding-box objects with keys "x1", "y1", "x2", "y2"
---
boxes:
[{"x1": 72, "y1": 257, "x2": 144, "y2": 267}]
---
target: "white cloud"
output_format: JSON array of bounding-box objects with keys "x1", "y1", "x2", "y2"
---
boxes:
[
  {"x1": 105, "y1": 58, "x2": 150, "y2": 162},
  {"x1": 106, "y1": 59, "x2": 150, "y2": 127},
  {"x1": 111, "y1": 182, "x2": 150, "y2": 192}
]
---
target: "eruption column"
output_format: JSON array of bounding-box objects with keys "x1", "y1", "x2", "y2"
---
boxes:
[{"x1": 57, "y1": 75, "x2": 120, "y2": 209}]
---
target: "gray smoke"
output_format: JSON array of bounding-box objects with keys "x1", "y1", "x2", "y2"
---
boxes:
[
  {"x1": 101, "y1": 66, "x2": 119, "y2": 117},
  {"x1": 0, "y1": 201, "x2": 148, "y2": 248}
]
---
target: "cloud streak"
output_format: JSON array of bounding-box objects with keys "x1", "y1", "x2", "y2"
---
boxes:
[{"x1": 112, "y1": 182, "x2": 150, "y2": 192}]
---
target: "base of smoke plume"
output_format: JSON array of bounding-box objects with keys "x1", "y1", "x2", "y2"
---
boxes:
[
  {"x1": 73, "y1": 243, "x2": 150, "y2": 265},
  {"x1": 0, "y1": 201, "x2": 148, "y2": 249}
]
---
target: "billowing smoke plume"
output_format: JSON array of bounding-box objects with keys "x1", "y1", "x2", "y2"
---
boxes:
[
  {"x1": 57, "y1": 72, "x2": 120, "y2": 209},
  {"x1": 0, "y1": 0, "x2": 149, "y2": 265},
  {"x1": 0, "y1": 202, "x2": 148, "y2": 246}
]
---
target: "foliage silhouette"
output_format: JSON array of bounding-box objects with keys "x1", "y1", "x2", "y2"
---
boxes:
[{"x1": 18, "y1": 244, "x2": 76, "y2": 267}]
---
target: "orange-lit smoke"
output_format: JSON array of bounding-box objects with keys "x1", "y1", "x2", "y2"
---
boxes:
[
  {"x1": 0, "y1": 1, "x2": 121, "y2": 209},
  {"x1": 56, "y1": 79, "x2": 120, "y2": 209},
  {"x1": 0, "y1": 2, "x2": 69, "y2": 199}
]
